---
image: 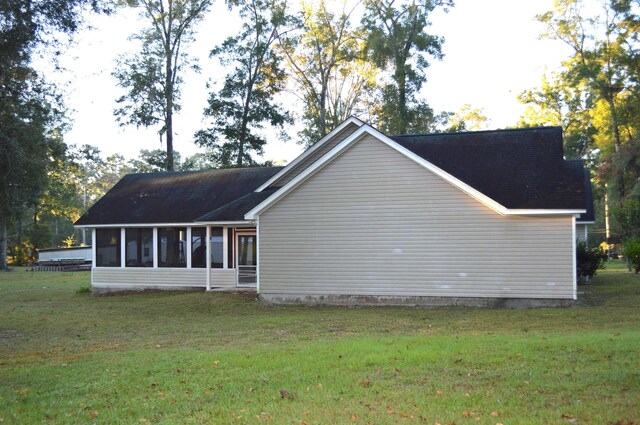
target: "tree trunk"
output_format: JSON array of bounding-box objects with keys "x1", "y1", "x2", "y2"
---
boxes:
[
  {"x1": 605, "y1": 95, "x2": 625, "y2": 199},
  {"x1": 395, "y1": 55, "x2": 408, "y2": 134},
  {"x1": 605, "y1": 185, "x2": 611, "y2": 260},
  {"x1": 82, "y1": 182, "x2": 87, "y2": 245},
  {"x1": 165, "y1": 48, "x2": 175, "y2": 172},
  {"x1": 319, "y1": 79, "x2": 328, "y2": 138},
  {"x1": 237, "y1": 79, "x2": 256, "y2": 168},
  {"x1": 17, "y1": 215, "x2": 23, "y2": 266},
  {"x1": 398, "y1": 74, "x2": 407, "y2": 134},
  {"x1": 0, "y1": 219, "x2": 7, "y2": 271}
]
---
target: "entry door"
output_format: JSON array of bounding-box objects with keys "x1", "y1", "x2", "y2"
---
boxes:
[{"x1": 236, "y1": 231, "x2": 257, "y2": 287}]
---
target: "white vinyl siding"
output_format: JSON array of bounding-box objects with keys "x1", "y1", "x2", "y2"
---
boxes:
[
  {"x1": 259, "y1": 134, "x2": 575, "y2": 299},
  {"x1": 91, "y1": 268, "x2": 236, "y2": 290},
  {"x1": 268, "y1": 122, "x2": 361, "y2": 188},
  {"x1": 576, "y1": 224, "x2": 588, "y2": 243}
]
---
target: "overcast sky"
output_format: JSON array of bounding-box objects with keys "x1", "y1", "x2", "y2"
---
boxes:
[{"x1": 46, "y1": 0, "x2": 572, "y2": 164}]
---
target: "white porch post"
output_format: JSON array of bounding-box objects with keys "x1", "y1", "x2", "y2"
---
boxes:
[
  {"x1": 206, "y1": 225, "x2": 211, "y2": 291},
  {"x1": 572, "y1": 216, "x2": 577, "y2": 300},
  {"x1": 186, "y1": 227, "x2": 192, "y2": 269},
  {"x1": 222, "y1": 227, "x2": 229, "y2": 269},
  {"x1": 256, "y1": 219, "x2": 260, "y2": 293},
  {"x1": 91, "y1": 228, "x2": 96, "y2": 268},
  {"x1": 120, "y1": 228, "x2": 125, "y2": 268},
  {"x1": 153, "y1": 228, "x2": 158, "y2": 268}
]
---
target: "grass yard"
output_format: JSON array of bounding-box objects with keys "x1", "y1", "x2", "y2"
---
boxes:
[{"x1": 1, "y1": 264, "x2": 639, "y2": 424}]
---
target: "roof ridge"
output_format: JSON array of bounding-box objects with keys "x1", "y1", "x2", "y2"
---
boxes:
[
  {"x1": 125, "y1": 166, "x2": 282, "y2": 178},
  {"x1": 391, "y1": 126, "x2": 563, "y2": 139}
]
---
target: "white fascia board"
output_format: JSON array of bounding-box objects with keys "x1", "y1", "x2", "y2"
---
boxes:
[
  {"x1": 76, "y1": 221, "x2": 252, "y2": 228},
  {"x1": 194, "y1": 221, "x2": 254, "y2": 226},
  {"x1": 506, "y1": 209, "x2": 587, "y2": 216},
  {"x1": 245, "y1": 124, "x2": 586, "y2": 219},
  {"x1": 76, "y1": 222, "x2": 196, "y2": 228},
  {"x1": 254, "y1": 116, "x2": 365, "y2": 192}
]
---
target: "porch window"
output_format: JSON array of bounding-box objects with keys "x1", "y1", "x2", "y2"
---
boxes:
[
  {"x1": 96, "y1": 228, "x2": 120, "y2": 267},
  {"x1": 158, "y1": 227, "x2": 186, "y2": 268},
  {"x1": 191, "y1": 227, "x2": 206, "y2": 268},
  {"x1": 125, "y1": 228, "x2": 153, "y2": 267},
  {"x1": 210, "y1": 227, "x2": 223, "y2": 268}
]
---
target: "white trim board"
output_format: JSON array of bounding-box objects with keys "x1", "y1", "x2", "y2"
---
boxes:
[
  {"x1": 254, "y1": 116, "x2": 364, "y2": 192},
  {"x1": 245, "y1": 124, "x2": 586, "y2": 220},
  {"x1": 77, "y1": 221, "x2": 253, "y2": 228}
]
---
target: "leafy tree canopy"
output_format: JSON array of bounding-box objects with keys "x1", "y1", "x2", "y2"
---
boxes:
[
  {"x1": 362, "y1": 0, "x2": 453, "y2": 134},
  {"x1": 195, "y1": 0, "x2": 292, "y2": 166},
  {"x1": 113, "y1": 0, "x2": 213, "y2": 171}
]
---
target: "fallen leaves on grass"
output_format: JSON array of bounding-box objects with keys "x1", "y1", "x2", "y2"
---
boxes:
[{"x1": 279, "y1": 389, "x2": 297, "y2": 400}]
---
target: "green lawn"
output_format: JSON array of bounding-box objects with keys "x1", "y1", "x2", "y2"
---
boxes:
[{"x1": 1, "y1": 265, "x2": 638, "y2": 424}]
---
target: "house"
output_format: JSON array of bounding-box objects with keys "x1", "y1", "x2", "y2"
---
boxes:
[{"x1": 75, "y1": 118, "x2": 594, "y2": 307}]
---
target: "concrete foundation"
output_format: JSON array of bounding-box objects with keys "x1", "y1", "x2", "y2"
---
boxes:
[
  {"x1": 259, "y1": 293, "x2": 576, "y2": 309},
  {"x1": 91, "y1": 285, "x2": 205, "y2": 296},
  {"x1": 91, "y1": 284, "x2": 255, "y2": 296}
]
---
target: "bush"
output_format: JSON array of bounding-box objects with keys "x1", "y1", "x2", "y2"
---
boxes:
[
  {"x1": 623, "y1": 238, "x2": 640, "y2": 274},
  {"x1": 576, "y1": 241, "x2": 607, "y2": 283}
]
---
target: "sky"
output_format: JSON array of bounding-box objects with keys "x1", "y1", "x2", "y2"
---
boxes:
[{"x1": 49, "y1": 0, "x2": 573, "y2": 165}]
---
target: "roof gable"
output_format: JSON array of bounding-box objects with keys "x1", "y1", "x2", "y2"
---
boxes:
[
  {"x1": 256, "y1": 116, "x2": 364, "y2": 191},
  {"x1": 76, "y1": 167, "x2": 283, "y2": 226},
  {"x1": 246, "y1": 125, "x2": 587, "y2": 219}
]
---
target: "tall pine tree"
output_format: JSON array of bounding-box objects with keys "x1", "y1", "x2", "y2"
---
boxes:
[{"x1": 195, "y1": 0, "x2": 292, "y2": 167}]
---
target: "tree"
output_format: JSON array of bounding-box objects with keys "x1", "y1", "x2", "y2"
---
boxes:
[
  {"x1": 0, "y1": 88, "x2": 67, "y2": 268},
  {"x1": 613, "y1": 197, "x2": 640, "y2": 272},
  {"x1": 446, "y1": 104, "x2": 489, "y2": 132},
  {"x1": 129, "y1": 149, "x2": 182, "y2": 172},
  {"x1": 537, "y1": 0, "x2": 639, "y2": 200},
  {"x1": 279, "y1": 0, "x2": 371, "y2": 146},
  {"x1": 518, "y1": 72, "x2": 598, "y2": 162},
  {"x1": 113, "y1": 0, "x2": 212, "y2": 171},
  {"x1": 195, "y1": 0, "x2": 292, "y2": 167},
  {"x1": 128, "y1": 148, "x2": 213, "y2": 171},
  {"x1": 362, "y1": 0, "x2": 453, "y2": 134},
  {"x1": 0, "y1": 0, "x2": 109, "y2": 269}
]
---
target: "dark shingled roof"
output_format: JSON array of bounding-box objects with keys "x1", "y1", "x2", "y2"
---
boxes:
[
  {"x1": 75, "y1": 167, "x2": 283, "y2": 225},
  {"x1": 390, "y1": 127, "x2": 587, "y2": 211},
  {"x1": 196, "y1": 189, "x2": 278, "y2": 222},
  {"x1": 76, "y1": 126, "x2": 593, "y2": 227}
]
